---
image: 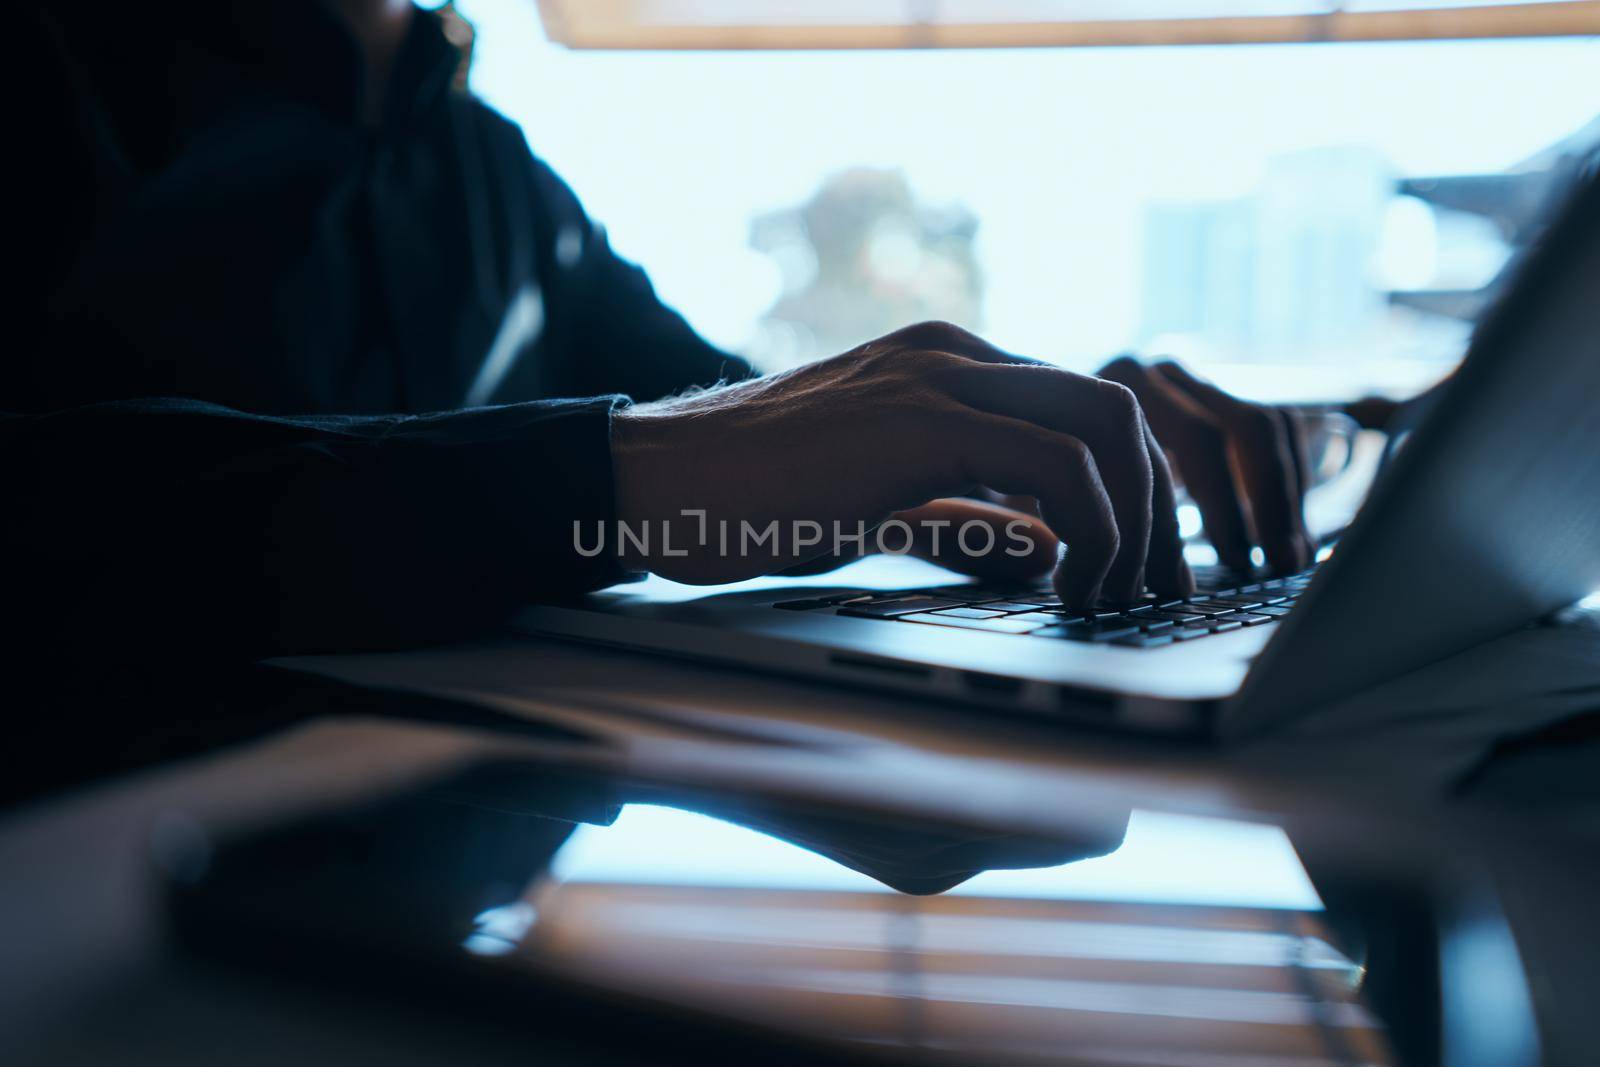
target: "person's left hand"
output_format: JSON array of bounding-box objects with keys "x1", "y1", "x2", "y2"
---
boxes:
[{"x1": 1097, "y1": 356, "x2": 1316, "y2": 575}]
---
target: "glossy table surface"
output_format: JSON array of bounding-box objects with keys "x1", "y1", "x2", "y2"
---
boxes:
[{"x1": 3, "y1": 631, "x2": 1598, "y2": 1066}]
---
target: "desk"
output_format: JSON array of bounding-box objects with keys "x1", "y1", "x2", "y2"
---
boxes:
[{"x1": 3, "y1": 637, "x2": 1598, "y2": 1066}]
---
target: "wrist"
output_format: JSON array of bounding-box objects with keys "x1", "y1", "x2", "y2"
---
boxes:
[
  {"x1": 609, "y1": 410, "x2": 649, "y2": 566},
  {"x1": 609, "y1": 405, "x2": 687, "y2": 568}
]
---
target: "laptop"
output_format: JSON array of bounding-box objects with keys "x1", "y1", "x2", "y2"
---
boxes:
[{"x1": 516, "y1": 172, "x2": 1600, "y2": 739}]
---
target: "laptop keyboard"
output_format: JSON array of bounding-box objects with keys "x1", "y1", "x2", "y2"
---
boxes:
[{"x1": 772, "y1": 565, "x2": 1316, "y2": 648}]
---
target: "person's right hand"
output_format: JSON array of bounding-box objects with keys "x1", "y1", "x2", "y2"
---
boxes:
[{"x1": 610, "y1": 322, "x2": 1191, "y2": 609}]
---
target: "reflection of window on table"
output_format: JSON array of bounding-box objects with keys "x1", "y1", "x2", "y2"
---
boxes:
[
  {"x1": 487, "y1": 803, "x2": 1395, "y2": 1064},
  {"x1": 529, "y1": 884, "x2": 1389, "y2": 1064}
]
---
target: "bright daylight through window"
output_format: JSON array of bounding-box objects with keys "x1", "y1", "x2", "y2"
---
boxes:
[{"x1": 443, "y1": 0, "x2": 1599, "y2": 405}]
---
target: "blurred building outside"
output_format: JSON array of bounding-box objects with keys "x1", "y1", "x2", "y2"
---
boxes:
[
  {"x1": 1139, "y1": 146, "x2": 1402, "y2": 367},
  {"x1": 1136, "y1": 116, "x2": 1600, "y2": 373}
]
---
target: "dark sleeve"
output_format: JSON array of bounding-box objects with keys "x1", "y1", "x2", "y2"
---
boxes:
[
  {"x1": 4, "y1": 396, "x2": 633, "y2": 662},
  {"x1": 507, "y1": 136, "x2": 756, "y2": 404}
]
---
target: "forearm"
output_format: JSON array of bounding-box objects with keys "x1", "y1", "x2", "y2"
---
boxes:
[{"x1": 4, "y1": 396, "x2": 633, "y2": 660}]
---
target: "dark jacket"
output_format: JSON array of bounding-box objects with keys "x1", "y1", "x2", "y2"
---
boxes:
[{"x1": 5, "y1": 3, "x2": 750, "y2": 797}]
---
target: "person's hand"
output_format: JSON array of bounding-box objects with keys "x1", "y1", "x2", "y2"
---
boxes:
[
  {"x1": 610, "y1": 322, "x2": 1192, "y2": 609},
  {"x1": 1097, "y1": 356, "x2": 1315, "y2": 575}
]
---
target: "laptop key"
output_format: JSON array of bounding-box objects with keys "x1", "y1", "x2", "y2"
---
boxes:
[
  {"x1": 1178, "y1": 601, "x2": 1240, "y2": 617},
  {"x1": 929, "y1": 606, "x2": 1007, "y2": 620},
  {"x1": 1203, "y1": 597, "x2": 1265, "y2": 610},
  {"x1": 1052, "y1": 607, "x2": 1130, "y2": 621},
  {"x1": 1148, "y1": 609, "x2": 1207, "y2": 624},
  {"x1": 1005, "y1": 611, "x2": 1070, "y2": 626},
  {"x1": 1251, "y1": 604, "x2": 1295, "y2": 617},
  {"x1": 1232, "y1": 612, "x2": 1278, "y2": 626},
  {"x1": 976, "y1": 600, "x2": 1057, "y2": 613},
  {"x1": 1087, "y1": 626, "x2": 1145, "y2": 642},
  {"x1": 1208, "y1": 619, "x2": 1244, "y2": 633},
  {"x1": 1032, "y1": 619, "x2": 1141, "y2": 642},
  {"x1": 1122, "y1": 592, "x2": 1182, "y2": 609},
  {"x1": 1137, "y1": 617, "x2": 1175, "y2": 633},
  {"x1": 839, "y1": 597, "x2": 965, "y2": 618},
  {"x1": 898, "y1": 612, "x2": 1044, "y2": 634}
]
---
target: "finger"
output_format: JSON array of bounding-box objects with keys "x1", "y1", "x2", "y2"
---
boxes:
[
  {"x1": 1140, "y1": 412, "x2": 1194, "y2": 598},
  {"x1": 1150, "y1": 360, "x2": 1253, "y2": 419},
  {"x1": 1277, "y1": 407, "x2": 1312, "y2": 502},
  {"x1": 956, "y1": 413, "x2": 1119, "y2": 609},
  {"x1": 1120, "y1": 362, "x2": 1255, "y2": 571},
  {"x1": 1275, "y1": 408, "x2": 1318, "y2": 563},
  {"x1": 1227, "y1": 407, "x2": 1312, "y2": 574},
  {"x1": 1276, "y1": 409, "x2": 1317, "y2": 570},
  {"x1": 1100, "y1": 358, "x2": 1189, "y2": 594},
  {"x1": 980, "y1": 490, "x2": 1040, "y2": 517},
  {"x1": 897, "y1": 498, "x2": 1058, "y2": 582},
  {"x1": 1101, "y1": 355, "x2": 1210, "y2": 456},
  {"x1": 950, "y1": 364, "x2": 1153, "y2": 604},
  {"x1": 1156, "y1": 362, "x2": 1310, "y2": 572}
]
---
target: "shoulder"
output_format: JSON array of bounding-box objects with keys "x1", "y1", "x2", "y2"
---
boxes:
[{"x1": 448, "y1": 95, "x2": 591, "y2": 224}]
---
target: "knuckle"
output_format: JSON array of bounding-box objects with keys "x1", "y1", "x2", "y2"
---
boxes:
[
  {"x1": 1055, "y1": 439, "x2": 1111, "y2": 514},
  {"x1": 859, "y1": 341, "x2": 919, "y2": 379},
  {"x1": 1099, "y1": 380, "x2": 1144, "y2": 432},
  {"x1": 1056, "y1": 433, "x2": 1093, "y2": 469},
  {"x1": 891, "y1": 347, "x2": 958, "y2": 388},
  {"x1": 890, "y1": 320, "x2": 958, "y2": 349},
  {"x1": 1099, "y1": 354, "x2": 1144, "y2": 383},
  {"x1": 840, "y1": 341, "x2": 886, "y2": 371}
]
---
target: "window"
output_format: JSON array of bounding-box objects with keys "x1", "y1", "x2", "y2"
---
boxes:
[{"x1": 452, "y1": 0, "x2": 1600, "y2": 399}]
